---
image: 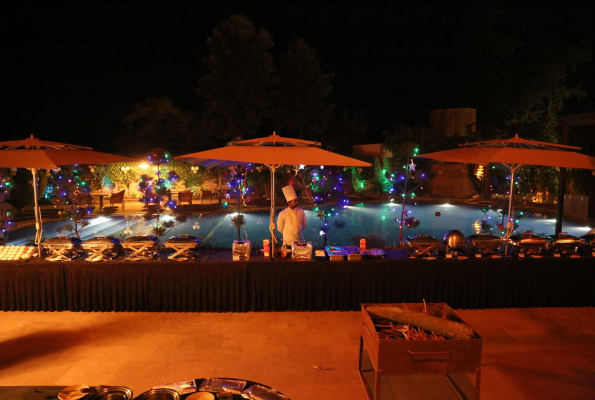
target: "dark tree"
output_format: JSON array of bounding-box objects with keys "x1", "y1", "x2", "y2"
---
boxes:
[
  {"x1": 271, "y1": 37, "x2": 334, "y2": 140},
  {"x1": 323, "y1": 108, "x2": 368, "y2": 154},
  {"x1": 509, "y1": 39, "x2": 591, "y2": 122},
  {"x1": 119, "y1": 97, "x2": 199, "y2": 156},
  {"x1": 197, "y1": 14, "x2": 275, "y2": 141}
]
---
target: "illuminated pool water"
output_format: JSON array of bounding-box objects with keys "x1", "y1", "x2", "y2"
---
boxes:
[{"x1": 6, "y1": 203, "x2": 593, "y2": 247}]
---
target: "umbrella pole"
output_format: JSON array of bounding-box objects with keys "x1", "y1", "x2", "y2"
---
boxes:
[
  {"x1": 31, "y1": 168, "x2": 43, "y2": 256},
  {"x1": 504, "y1": 165, "x2": 520, "y2": 254},
  {"x1": 269, "y1": 166, "x2": 276, "y2": 260}
]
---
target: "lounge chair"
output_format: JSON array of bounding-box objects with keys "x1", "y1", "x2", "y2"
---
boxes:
[
  {"x1": 177, "y1": 190, "x2": 193, "y2": 206},
  {"x1": 109, "y1": 190, "x2": 126, "y2": 211},
  {"x1": 200, "y1": 189, "x2": 215, "y2": 204}
]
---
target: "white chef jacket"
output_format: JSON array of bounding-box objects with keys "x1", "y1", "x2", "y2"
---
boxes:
[{"x1": 277, "y1": 206, "x2": 307, "y2": 246}]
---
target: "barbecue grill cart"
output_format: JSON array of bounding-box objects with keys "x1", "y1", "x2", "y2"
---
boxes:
[
  {"x1": 164, "y1": 234, "x2": 200, "y2": 261},
  {"x1": 466, "y1": 234, "x2": 504, "y2": 257},
  {"x1": 122, "y1": 235, "x2": 159, "y2": 261},
  {"x1": 507, "y1": 232, "x2": 548, "y2": 256},
  {"x1": 42, "y1": 235, "x2": 83, "y2": 261},
  {"x1": 359, "y1": 303, "x2": 482, "y2": 400},
  {"x1": 405, "y1": 234, "x2": 442, "y2": 257},
  {"x1": 82, "y1": 235, "x2": 121, "y2": 261}
]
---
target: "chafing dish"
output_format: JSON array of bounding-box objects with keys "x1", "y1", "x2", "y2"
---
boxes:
[
  {"x1": 547, "y1": 233, "x2": 584, "y2": 254},
  {"x1": 292, "y1": 241, "x2": 313, "y2": 260},
  {"x1": 82, "y1": 235, "x2": 121, "y2": 261},
  {"x1": 405, "y1": 234, "x2": 442, "y2": 257},
  {"x1": 508, "y1": 232, "x2": 548, "y2": 255},
  {"x1": 122, "y1": 235, "x2": 159, "y2": 261},
  {"x1": 581, "y1": 234, "x2": 595, "y2": 251},
  {"x1": 165, "y1": 234, "x2": 200, "y2": 261},
  {"x1": 134, "y1": 388, "x2": 180, "y2": 400},
  {"x1": 42, "y1": 235, "x2": 83, "y2": 261},
  {"x1": 87, "y1": 386, "x2": 133, "y2": 400},
  {"x1": 232, "y1": 240, "x2": 251, "y2": 260},
  {"x1": 325, "y1": 246, "x2": 345, "y2": 261},
  {"x1": 443, "y1": 230, "x2": 466, "y2": 252},
  {"x1": 466, "y1": 234, "x2": 504, "y2": 256},
  {"x1": 342, "y1": 246, "x2": 362, "y2": 261}
]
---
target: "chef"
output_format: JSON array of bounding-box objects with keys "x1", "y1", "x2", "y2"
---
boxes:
[{"x1": 277, "y1": 185, "x2": 307, "y2": 246}]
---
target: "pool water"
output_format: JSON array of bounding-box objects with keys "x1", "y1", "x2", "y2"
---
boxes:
[{"x1": 6, "y1": 203, "x2": 592, "y2": 247}]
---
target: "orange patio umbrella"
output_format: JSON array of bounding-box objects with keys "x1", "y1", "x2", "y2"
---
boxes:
[
  {"x1": 0, "y1": 135, "x2": 139, "y2": 251},
  {"x1": 416, "y1": 135, "x2": 595, "y2": 242},
  {"x1": 176, "y1": 132, "x2": 372, "y2": 258}
]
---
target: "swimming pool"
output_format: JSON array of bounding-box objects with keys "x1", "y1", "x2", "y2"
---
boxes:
[{"x1": 6, "y1": 203, "x2": 593, "y2": 247}]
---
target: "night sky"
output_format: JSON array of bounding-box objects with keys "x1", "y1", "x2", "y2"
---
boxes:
[{"x1": 2, "y1": 1, "x2": 594, "y2": 152}]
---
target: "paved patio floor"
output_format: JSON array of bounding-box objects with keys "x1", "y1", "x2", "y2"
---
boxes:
[{"x1": 0, "y1": 308, "x2": 594, "y2": 399}]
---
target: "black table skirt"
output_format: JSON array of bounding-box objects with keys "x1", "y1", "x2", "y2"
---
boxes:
[
  {"x1": 0, "y1": 261, "x2": 65, "y2": 311},
  {"x1": 65, "y1": 261, "x2": 248, "y2": 312},
  {"x1": 1, "y1": 256, "x2": 593, "y2": 312}
]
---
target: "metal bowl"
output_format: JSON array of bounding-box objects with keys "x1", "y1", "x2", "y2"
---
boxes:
[
  {"x1": 547, "y1": 233, "x2": 584, "y2": 249},
  {"x1": 87, "y1": 386, "x2": 133, "y2": 400},
  {"x1": 133, "y1": 388, "x2": 180, "y2": 400},
  {"x1": 443, "y1": 230, "x2": 466, "y2": 249}
]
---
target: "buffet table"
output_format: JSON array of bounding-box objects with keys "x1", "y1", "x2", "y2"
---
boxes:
[{"x1": 0, "y1": 252, "x2": 593, "y2": 312}]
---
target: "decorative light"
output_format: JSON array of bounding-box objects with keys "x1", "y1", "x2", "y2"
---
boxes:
[{"x1": 138, "y1": 163, "x2": 149, "y2": 169}]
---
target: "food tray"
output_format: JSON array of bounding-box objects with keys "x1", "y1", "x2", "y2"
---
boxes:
[
  {"x1": 325, "y1": 246, "x2": 345, "y2": 261},
  {"x1": 343, "y1": 246, "x2": 362, "y2": 261}
]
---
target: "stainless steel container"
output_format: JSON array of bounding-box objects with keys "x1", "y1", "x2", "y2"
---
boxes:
[
  {"x1": 547, "y1": 233, "x2": 584, "y2": 253},
  {"x1": 232, "y1": 240, "x2": 251, "y2": 260},
  {"x1": 87, "y1": 386, "x2": 133, "y2": 400},
  {"x1": 292, "y1": 242, "x2": 313, "y2": 260},
  {"x1": 122, "y1": 235, "x2": 159, "y2": 260},
  {"x1": 466, "y1": 234, "x2": 504, "y2": 255},
  {"x1": 42, "y1": 235, "x2": 83, "y2": 260},
  {"x1": 443, "y1": 230, "x2": 466, "y2": 251},
  {"x1": 580, "y1": 234, "x2": 595, "y2": 249},
  {"x1": 164, "y1": 234, "x2": 201, "y2": 260},
  {"x1": 82, "y1": 235, "x2": 121, "y2": 260},
  {"x1": 508, "y1": 232, "x2": 548, "y2": 254},
  {"x1": 405, "y1": 234, "x2": 441, "y2": 256},
  {"x1": 133, "y1": 388, "x2": 180, "y2": 400}
]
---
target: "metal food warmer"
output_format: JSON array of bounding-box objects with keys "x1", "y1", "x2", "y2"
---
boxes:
[
  {"x1": 232, "y1": 240, "x2": 251, "y2": 261},
  {"x1": 581, "y1": 234, "x2": 595, "y2": 254},
  {"x1": 292, "y1": 241, "x2": 313, "y2": 260},
  {"x1": 405, "y1": 234, "x2": 442, "y2": 257},
  {"x1": 359, "y1": 303, "x2": 482, "y2": 400},
  {"x1": 443, "y1": 230, "x2": 466, "y2": 254},
  {"x1": 82, "y1": 235, "x2": 121, "y2": 261},
  {"x1": 466, "y1": 234, "x2": 504, "y2": 257},
  {"x1": 122, "y1": 235, "x2": 159, "y2": 261},
  {"x1": 165, "y1": 234, "x2": 200, "y2": 261},
  {"x1": 508, "y1": 232, "x2": 548, "y2": 256},
  {"x1": 547, "y1": 233, "x2": 584, "y2": 255},
  {"x1": 42, "y1": 235, "x2": 83, "y2": 261}
]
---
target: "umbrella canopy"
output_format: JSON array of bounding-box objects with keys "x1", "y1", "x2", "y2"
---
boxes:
[
  {"x1": 0, "y1": 136, "x2": 139, "y2": 250},
  {"x1": 175, "y1": 145, "x2": 371, "y2": 168},
  {"x1": 415, "y1": 147, "x2": 595, "y2": 170},
  {"x1": 416, "y1": 135, "x2": 595, "y2": 243},
  {"x1": 176, "y1": 132, "x2": 372, "y2": 259}
]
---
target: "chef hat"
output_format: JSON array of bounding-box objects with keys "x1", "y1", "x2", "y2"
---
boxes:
[{"x1": 282, "y1": 185, "x2": 298, "y2": 202}]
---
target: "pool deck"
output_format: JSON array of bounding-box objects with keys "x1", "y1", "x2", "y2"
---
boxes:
[{"x1": 0, "y1": 307, "x2": 594, "y2": 400}]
